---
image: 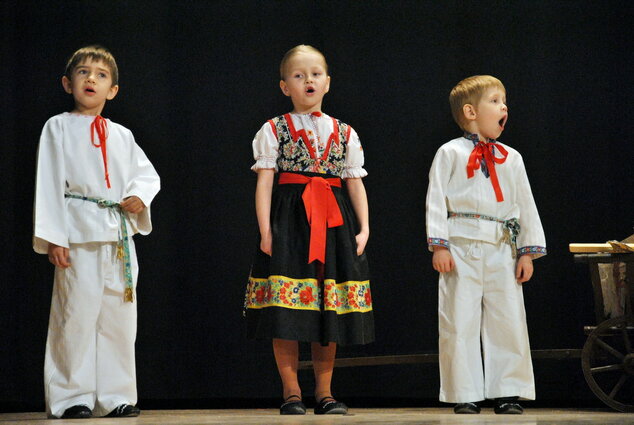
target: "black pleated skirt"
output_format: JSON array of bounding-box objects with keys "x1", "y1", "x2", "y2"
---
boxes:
[{"x1": 245, "y1": 172, "x2": 374, "y2": 346}]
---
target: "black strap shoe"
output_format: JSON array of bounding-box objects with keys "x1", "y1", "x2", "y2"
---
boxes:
[
  {"x1": 280, "y1": 395, "x2": 306, "y2": 415},
  {"x1": 61, "y1": 405, "x2": 92, "y2": 419},
  {"x1": 494, "y1": 396, "x2": 523, "y2": 414},
  {"x1": 314, "y1": 396, "x2": 348, "y2": 415},
  {"x1": 105, "y1": 404, "x2": 141, "y2": 417},
  {"x1": 453, "y1": 402, "x2": 481, "y2": 414}
]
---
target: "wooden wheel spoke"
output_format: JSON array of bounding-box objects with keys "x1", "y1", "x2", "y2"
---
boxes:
[
  {"x1": 608, "y1": 374, "x2": 629, "y2": 399},
  {"x1": 591, "y1": 363, "x2": 623, "y2": 374},
  {"x1": 622, "y1": 328, "x2": 632, "y2": 354},
  {"x1": 595, "y1": 337, "x2": 625, "y2": 360}
]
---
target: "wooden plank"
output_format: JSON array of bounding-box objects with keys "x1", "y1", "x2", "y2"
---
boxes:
[
  {"x1": 298, "y1": 349, "x2": 582, "y2": 369},
  {"x1": 298, "y1": 354, "x2": 438, "y2": 369},
  {"x1": 589, "y1": 258, "x2": 607, "y2": 323},
  {"x1": 531, "y1": 348, "x2": 583, "y2": 359},
  {"x1": 569, "y1": 243, "x2": 634, "y2": 253},
  {"x1": 2, "y1": 408, "x2": 632, "y2": 424}
]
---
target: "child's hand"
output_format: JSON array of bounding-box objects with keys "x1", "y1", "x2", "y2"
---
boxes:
[
  {"x1": 260, "y1": 229, "x2": 272, "y2": 256},
  {"x1": 48, "y1": 243, "x2": 70, "y2": 268},
  {"x1": 516, "y1": 255, "x2": 534, "y2": 283},
  {"x1": 120, "y1": 196, "x2": 145, "y2": 214},
  {"x1": 355, "y1": 231, "x2": 369, "y2": 256},
  {"x1": 432, "y1": 247, "x2": 455, "y2": 273}
]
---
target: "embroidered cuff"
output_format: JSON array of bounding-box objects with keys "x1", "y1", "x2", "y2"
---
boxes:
[
  {"x1": 517, "y1": 246, "x2": 547, "y2": 257},
  {"x1": 251, "y1": 157, "x2": 278, "y2": 171},
  {"x1": 427, "y1": 237, "x2": 449, "y2": 252},
  {"x1": 341, "y1": 166, "x2": 368, "y2": 179}
]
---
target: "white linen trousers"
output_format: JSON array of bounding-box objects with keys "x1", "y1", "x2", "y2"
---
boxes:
[
  {"x1": 438, "y1": 237, "x2": 535, "y2": 403},
  {"x1": 45, "y1": 240, "x2": 138, "y2": 418}
]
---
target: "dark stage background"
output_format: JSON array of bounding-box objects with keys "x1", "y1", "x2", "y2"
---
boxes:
[{"x1": 1, "y1": 0, "x2": 632, "y2": 412}]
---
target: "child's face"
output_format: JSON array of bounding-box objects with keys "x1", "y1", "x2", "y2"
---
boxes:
[
  {"x1": 279, "y1": 52, "x2": 330, "y2": 114},
  {"x1": 61, "y1": 59, "x2": 118, "y2": 115},
  {"x1": 471, "y1": 87, "x2": 508, "y2": 140}
]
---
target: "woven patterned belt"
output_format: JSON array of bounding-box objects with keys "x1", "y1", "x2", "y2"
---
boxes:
[
  {"x1": 65, "y1": 194, "x2": 134, "y2": 302},
  {"x1": 448, "y1": 211, "x2": 521, "y2": 258}
]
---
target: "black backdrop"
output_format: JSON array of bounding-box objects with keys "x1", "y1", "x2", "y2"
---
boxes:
[{"x1": 1, "y1": 0, "x2": 632, "y2": 412}]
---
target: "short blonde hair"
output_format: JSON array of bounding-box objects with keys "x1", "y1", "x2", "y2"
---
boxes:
[
  {"x1": 65, "y1": 45, "x2": 119, "y2": 86},
  {"x1": 279, "y1": 45, "x2": 328, "y2": 80},
  {"x1": 449, "y1": 75, "x2": 505, "y2": 130}
]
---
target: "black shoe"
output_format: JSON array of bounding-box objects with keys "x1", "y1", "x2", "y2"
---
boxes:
[
  {"x1": 61, "y1": 405, "x2": 92, "y2": 419},
  {"x1": 453, "y1": 402, "x2": 480, "y2": 414},
  {"x1": 494, "y1": 397, "x2": 523, "y2": 414},
  {"x1": 280, "y1": 395, "x2": 306, "y2": 415},
  {"x1": 105, "y1": 404, "x2": 141, "y2": 417},
  {"x1": 314, "y1": 396, "x2": 348, "y2": 415}
]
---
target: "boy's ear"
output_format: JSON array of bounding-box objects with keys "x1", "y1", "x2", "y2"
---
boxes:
[
  {"x1": 107, "y1": 85, "x2": 119, "y2": 101},
  {"x1": 279, "y1": 80, "x2": 290, "y2": 97},
  {"x1": 463, "y1": 103, "x2": 477, "y2": 121},
  {"x1": 61, "y1": 76, "x2": 73, "y2": 94}
]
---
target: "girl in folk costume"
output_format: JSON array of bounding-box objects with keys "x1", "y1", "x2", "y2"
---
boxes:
[{"x1": 244, "y1": 45, "x2": 374, "y2": 415}]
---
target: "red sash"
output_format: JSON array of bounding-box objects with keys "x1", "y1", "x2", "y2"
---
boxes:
[{"x1": 278, "y1": 173, "x2": 343, "y2": 264}]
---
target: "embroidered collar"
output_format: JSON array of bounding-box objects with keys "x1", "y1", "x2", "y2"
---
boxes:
[
  {"x1": 464, "y1": 131, "x2": 496, "y2": 145},
  {"x1": 291, "y1": 111, "x2": 323, "y2": 118}
]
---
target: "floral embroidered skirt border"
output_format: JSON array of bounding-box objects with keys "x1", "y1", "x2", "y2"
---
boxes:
[{"x1": 245, "y1": 177, "x2": 375, "y2": 346}]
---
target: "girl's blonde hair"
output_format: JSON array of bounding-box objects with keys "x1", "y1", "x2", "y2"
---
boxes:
[
  {"x1": 279, "y1": 45, "x2": 328, "y2": 80},
  {"x1": 449, "y1": 75, "x2": 505, "y2": 130}
]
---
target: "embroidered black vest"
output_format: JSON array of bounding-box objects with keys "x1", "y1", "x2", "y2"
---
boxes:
[{"x1": 271, "y1": 114, "x2": 349, "y2": 177}]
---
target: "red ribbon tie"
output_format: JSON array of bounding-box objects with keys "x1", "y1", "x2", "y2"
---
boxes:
[{"x1": 91, "y1": 115, "x2": 111, "y2": 189}]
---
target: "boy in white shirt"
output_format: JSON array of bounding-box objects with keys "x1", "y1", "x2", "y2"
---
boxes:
[
  {"x1": 426, "y1": 75, "x2": 546, "y2": 414},
  {"x1": 33, "y1": 45, "x2": 160, "y2": 419}
]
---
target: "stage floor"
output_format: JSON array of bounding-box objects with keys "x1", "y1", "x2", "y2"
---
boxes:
[{"x1": 1, "y1": 408, "x2": 633, "y2": 424}]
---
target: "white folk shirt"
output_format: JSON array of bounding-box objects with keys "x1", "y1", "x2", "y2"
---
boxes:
[
  {"x1": 426, "y1": 136, "x2": 546, "y2": 257},
  {"x1": 251, "y1": 112, "x2": 367, "y2": 178},
  {"x1": 33, "y1": 112, "x2": 161, "y2": 253}
]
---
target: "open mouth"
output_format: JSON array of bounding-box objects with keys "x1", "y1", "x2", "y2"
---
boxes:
[
  {"x1": 499, "y1": 115, "x2": 507, "y2": 128},
  {"x1": 306, "y1": 87, "x2": 315, "y2": 94},
  {"x1": 85, "y1": 87, "x2": 96, "y2": 94}
]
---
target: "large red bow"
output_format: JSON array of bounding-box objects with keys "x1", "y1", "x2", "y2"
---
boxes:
[
  {"x1": 278, "y1": 173, "x2": 343, "y2": 263},
  {"x1": 466, "y1": 141, "x2": 508, "y2": 202}
]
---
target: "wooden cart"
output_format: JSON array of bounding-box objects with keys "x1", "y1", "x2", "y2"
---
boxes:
[{"x1": 570, "y1": 243, "x2": 634, "y2": 412}]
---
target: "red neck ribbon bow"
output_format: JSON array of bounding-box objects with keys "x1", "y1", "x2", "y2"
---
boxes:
[
  {"x1": 90, "y1": 115, "x2": 111, "y2": 189},
  {"x1": 466, "y1": 141, "x2": 508, "y2": 202}
]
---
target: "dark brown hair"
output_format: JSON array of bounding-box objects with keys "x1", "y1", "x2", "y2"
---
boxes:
[{"x1": 64, "y1": 45, "x2": 119, "y2": 86}]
